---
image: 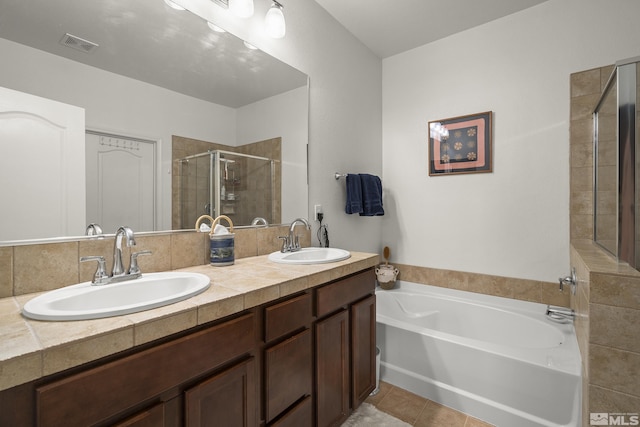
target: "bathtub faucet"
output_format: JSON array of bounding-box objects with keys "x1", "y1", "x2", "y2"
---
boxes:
[
  {"x1": 546, "y1": 305, "x2": 575, "y2": 323},
  {"x1": 558, "y1": 268, "x2": 577, "y2": 295}
]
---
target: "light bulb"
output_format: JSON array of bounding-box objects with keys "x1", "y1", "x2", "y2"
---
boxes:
[
  {"x1": 164, "y1": 0, "x2": 185, "y2": 10},
  {"x1": 243, "y1": 41, "x2": 258, "y2": 50},
  {"x1": 229, "y1": 0, "x2": 254, "y2": 18},
  {"x1": 265, "y1": 2, "x2": 285, "y2": 38},
  {"x1": 207, "y1": 21, "x2": 226, "y2": 32}
]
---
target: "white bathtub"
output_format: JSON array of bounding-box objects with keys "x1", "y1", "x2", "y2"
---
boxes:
[{"x1": 376, "y1": 281, "x2": 581, "y2": 427}]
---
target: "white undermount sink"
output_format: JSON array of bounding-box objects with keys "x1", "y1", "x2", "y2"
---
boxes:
[
  {"x1": 268, "y1": 247, "x2": 351, "y2": 265},
  {"x1": 22, "y1": 272, "x2": 210, "y2": 321}
]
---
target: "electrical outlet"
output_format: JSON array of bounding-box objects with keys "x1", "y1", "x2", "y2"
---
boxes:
[{"x1": 314, "y1": 204, "x2": 323, "y2": 221}]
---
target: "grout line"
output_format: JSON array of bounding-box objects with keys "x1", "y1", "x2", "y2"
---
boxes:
[{"x1": 411, "y1": 399, "x2": 429, "y2": 426}]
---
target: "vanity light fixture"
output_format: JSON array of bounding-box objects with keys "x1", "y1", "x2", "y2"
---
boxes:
[
  {"x1": 264, "y1": 1, "x2": 285, "y2": 38},
  {"x1": 229, "y1": 0, "x2": 254, "y2": 18},
  {"x1": 166, "y1": 0, "x2": 287, "y2": 42},
  {"x1": 164, "y1": 0, "x2": 185, "y2": 10}
]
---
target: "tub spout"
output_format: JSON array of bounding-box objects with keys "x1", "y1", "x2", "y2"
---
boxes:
[{"x1": 546, "y1": 305, "x2": 575, "y2": 323}]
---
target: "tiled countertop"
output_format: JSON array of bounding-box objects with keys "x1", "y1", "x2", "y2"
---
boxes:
[{"x1": 0, "y1": 251, "x2": 378, "y2": 392}]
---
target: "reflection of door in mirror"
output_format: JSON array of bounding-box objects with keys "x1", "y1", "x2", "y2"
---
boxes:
[
  {"x1": 85, "y1": 131, "x2": 157, "y2": 233},
  {"x1": 0, "y1": 86, "x2": 85, "y2": 241}
]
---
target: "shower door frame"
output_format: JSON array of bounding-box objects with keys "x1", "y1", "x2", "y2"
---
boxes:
[{"x1": 593, "y1": 56, "x2": 638, "y2": 268}]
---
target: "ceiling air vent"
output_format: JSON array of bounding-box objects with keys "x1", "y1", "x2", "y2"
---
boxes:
[
  {"x1": 59, "y1": 33, "x2": 99, "y2": 54},
  {"x1": 210, "y1": 0, "x2": 229, "y2": 9}
]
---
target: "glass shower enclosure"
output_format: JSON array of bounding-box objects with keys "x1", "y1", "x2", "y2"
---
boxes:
[
  {"x1": 177, "y1": 150, "x2": 277, "y2": 229},
  {"x1": 593, "y1": 56, "x2": 639, "y2": 269}
]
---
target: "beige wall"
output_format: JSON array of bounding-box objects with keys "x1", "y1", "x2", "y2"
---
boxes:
[{"x1": 570, "y1": 65, "x2": 640, "y2": 426}]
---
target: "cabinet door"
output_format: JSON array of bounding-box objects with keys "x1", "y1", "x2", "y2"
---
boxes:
[
  {"x1": 351, "y1": 294, "x2": 376, "y2": 408},
  {"x1": 315, "y1": 309, "x2": 349, "y2": 427},
  {"x1": 265, "y1": 329, "x2": 312, "y2": 423},
  {"x1": 185, "y1": 357, "x2": 256, "y2": 427}
]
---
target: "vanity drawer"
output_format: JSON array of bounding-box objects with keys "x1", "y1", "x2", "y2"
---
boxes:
[
  {"x1": 264, "y1": 329, "x2": 312, "y2": 423},
  {"x1": 36, "y1": 312, "x2": 255, "y2": 427},
  {"x1": 270, "y1": 395, "x2": 312, "y2": 427},
  {"x1": 315, "y1": 269, "x2": 375, "y2": 318},
  {"x1": 264, "y1": 292, "x2": 311, "y2": 342}
]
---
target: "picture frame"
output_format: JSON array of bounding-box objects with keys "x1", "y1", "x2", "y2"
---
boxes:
[{"x1": 428, "y1": 111, "x2": 493, "y2": 176}]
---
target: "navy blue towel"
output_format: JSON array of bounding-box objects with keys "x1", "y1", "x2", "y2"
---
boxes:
[
  {"x1": 345, "y1": 174, "x2": 363, "y2": 214},
  {"x1": 359, "y1": 174, "x2": 384, "y2": 216}
]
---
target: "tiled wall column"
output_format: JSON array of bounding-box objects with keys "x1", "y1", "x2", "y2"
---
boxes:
[{"x1": 570, "y1": 66, "x2": 640, "y2": 426}]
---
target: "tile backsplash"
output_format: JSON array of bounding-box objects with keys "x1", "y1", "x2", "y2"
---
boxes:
[
  {"x1": 0, "y1": 225, "x2": 311, "y2": 297},
  {"x1": 393, "y1": 263, "x2": 569, "y2": 307}
]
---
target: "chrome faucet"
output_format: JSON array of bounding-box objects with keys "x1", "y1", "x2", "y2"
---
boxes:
[
  {"x1": 279, "y1": 218, "x2": 310, "y2": 252},
  {"x1": 558, "y1": 267, "x2": 577, "y2": 295},
  {"x1": 546, "y1": 305, "x2": 575, "y2": 323},
  {"x1": 80, "y1": 226, "x2": 151, "y2": 285},
  {"x1": 112, "y1": 226, "x2": 136, "y2": 276},
  {"x1": 85, "y1": 223, "x2": 103, "y2": 236}
]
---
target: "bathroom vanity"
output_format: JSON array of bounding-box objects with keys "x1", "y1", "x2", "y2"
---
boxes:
[{"x1": 0, "y1": 254, "x2": 377, "y2": 427}]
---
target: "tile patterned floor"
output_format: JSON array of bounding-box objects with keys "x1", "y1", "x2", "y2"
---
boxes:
[{"x1": 365, "y1": 381, "x2": 494, "y2": 427}]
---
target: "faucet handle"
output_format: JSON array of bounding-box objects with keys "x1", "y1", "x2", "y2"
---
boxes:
[
  {"x1": 558, "y1": 267, "x2": 577, "y2": 295},
  {"x1": 277, "y1": 236, "x2": 290, "y2": 253},
  {"x1": 80, "y1": 255, "x2": 109, "y2": 285},
  {"x1": 129, "y1": 250, "x2": 152, "y2": 275}
]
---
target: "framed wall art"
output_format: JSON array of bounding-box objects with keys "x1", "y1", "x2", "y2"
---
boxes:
[{"x1": 428, "y1": 111, "x2": 493, "y2": 176}]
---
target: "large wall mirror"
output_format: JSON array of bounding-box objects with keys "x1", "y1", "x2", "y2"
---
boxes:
[{"x1": 0, "y1": 0, "x2": 309, "y2": 243}]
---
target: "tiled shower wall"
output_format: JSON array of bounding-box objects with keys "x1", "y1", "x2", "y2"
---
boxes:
[
  {"x1": 171, "y1": 135, "x2": 282, "y2": 229},
  {"x1": 570, "y1": 65, "x2": 640, "y2": 425}
]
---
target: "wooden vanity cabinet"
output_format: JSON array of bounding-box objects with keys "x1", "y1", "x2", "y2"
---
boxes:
[
  {"x1": 0, "y1": 267, "x2": 376, "y2": 427},
  {"x1": 36, "y1": 311, "x2": 257, "y2": 427},
  {"x1": 314, "y1": 269, "x2": 376, "y2": 427}
]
